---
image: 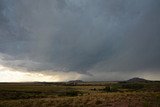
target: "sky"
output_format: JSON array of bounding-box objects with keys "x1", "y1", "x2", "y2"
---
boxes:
[{"x1": 0, "y1": 0, "x2": 160, "y2": 82}]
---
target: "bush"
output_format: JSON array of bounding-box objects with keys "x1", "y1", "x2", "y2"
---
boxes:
[
  {"x1": 65, "y1": 90, "x2": 79, "y2": 96},
  {"x1": 121, "y1": 83, "x2": 144, "y2": 90},
  {"x1": 103, "y1": 86, "x2": 118, "y2": 92}
]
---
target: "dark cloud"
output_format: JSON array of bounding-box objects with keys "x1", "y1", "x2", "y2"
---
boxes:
[{"x1": 0, "y1": 0, "x2": 160, "y2": 77}]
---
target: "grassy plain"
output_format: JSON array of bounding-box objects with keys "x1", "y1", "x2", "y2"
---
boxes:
[{"x1": 0, "y1": 81, "x2": 160, "y2": 107}]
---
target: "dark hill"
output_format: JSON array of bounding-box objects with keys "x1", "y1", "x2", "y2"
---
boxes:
[
  {"x1": 127, "y1": 77, "x2": 149, "y2": 82},
  {"x1": 68, "y1": 80, "x2": 84, "y2": 83}
]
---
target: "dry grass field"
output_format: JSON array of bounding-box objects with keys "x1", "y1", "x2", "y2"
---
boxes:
[{"x1": 0, "y1": 81, "x2": 160, "y2": 107}]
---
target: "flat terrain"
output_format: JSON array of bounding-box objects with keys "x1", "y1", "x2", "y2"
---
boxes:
[{"x1": 0, "y1": 81, "x2": 160, "y2": 107}]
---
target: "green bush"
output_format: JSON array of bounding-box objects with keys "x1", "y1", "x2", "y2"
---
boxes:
[
  {"x1": 103, "y1": 86, "x2": 118, "y2": 92},
  {"x1": 121, "y1": 83, "x2": 144, "y2": 90},
  {"x1": 65, "y1": 90, "x2": 79, "y2": 96}
]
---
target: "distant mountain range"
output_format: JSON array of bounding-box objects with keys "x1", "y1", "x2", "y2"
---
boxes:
[
  {"x1": 67, "y1": 78, "x2": 150, "y2": 83},
  {"x1": 68, "y1": 80, "x2": 84, "y2": 83}
]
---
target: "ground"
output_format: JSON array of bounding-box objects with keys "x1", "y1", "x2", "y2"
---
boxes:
[{"x1": 0, "y1": 81, "x2": 160, "y2": 107}]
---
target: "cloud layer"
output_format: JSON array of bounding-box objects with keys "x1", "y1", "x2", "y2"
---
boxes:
[{"x1": 0, "y1": 0, "x2": 160, "y2": 79}]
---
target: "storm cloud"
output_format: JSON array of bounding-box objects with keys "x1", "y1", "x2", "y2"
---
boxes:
[{"x1": 0, "y1": 0, "x2": 160, "y2": 78}]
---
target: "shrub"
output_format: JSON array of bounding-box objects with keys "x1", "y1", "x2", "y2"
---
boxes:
[
  {"x1": 65, "y1": 90, "x2": 79, "y2": 96},
  {"x1": 103, "y1": 86, "x2": 118, "y2": 92},
  {"x1": 121, "y1": 83, "x2": 144, "y2": 90}
]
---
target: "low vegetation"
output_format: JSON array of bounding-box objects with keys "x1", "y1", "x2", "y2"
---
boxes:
[{"x1": 0, "y1": 79, "x2": 160, "y2": 107}]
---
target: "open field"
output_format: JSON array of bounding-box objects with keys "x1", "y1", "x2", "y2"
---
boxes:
[{"x1": 0, "y1": 81, "x2": 160, "y2": 107}]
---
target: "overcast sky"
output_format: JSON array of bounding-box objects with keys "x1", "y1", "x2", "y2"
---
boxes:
[{"x1": 0, "y1": 0, "x2": 160, "y2": 81}]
